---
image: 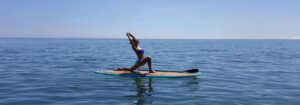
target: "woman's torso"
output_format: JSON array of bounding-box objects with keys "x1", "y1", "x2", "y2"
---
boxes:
[{"x1": 135, "y1": 46, "x2": 144, "y2": 60}]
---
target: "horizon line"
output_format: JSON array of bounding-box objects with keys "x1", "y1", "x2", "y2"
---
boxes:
[{"x1": 0, "y1": 37, "x2": 294, "y2": 40}]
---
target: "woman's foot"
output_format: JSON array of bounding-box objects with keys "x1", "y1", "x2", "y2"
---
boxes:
[{"x1": 149, "y1": 70, "x2": 156, "y2": 73}]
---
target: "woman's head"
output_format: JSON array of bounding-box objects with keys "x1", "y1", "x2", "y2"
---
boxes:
[{"x1": 132, "y1": 38, "x2": 139, "y2": 46}]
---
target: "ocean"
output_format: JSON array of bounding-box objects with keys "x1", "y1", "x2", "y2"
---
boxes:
[{"x1": 0, "y1": 38, "x2": 299, "y2": 105}]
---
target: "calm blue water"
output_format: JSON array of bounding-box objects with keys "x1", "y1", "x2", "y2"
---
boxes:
[{"x1": 0, "y1": 38, "x2": 300, "y2": 105}]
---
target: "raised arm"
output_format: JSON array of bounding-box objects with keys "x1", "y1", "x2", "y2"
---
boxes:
[
  {"x1": 126, "y1": 32, "x2": 137, "y2": 51},
  {"x1": 126, "y1": 32, "x2": 133, "y2": 41},
  {"x1": 130, "y1": 33, "x2": 137, "y2": 40}
]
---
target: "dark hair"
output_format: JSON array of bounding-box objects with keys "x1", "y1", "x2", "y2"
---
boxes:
[{"x1": 133, "y1": 38, "x2": 139, "y2": 44}]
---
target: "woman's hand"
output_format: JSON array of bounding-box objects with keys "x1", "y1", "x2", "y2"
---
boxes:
[
  {"x1": 126, "y1": 32, "x2": 133, "y2": 44},
  {"x1": 126, "y1": 32, "x2": 130, "y2": 37},
  {"x1": 127, "y1": 32, "x2": 133, "y2": 37}
]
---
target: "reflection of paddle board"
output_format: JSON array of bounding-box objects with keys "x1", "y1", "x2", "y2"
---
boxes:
[{"x1": 94, "y1": 69, "x2": 200, "y2": 78}]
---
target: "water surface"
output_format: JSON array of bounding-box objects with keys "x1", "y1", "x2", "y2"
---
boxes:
[{"x1": 0, "y1": 38, "x2": 299, "y2": 105}]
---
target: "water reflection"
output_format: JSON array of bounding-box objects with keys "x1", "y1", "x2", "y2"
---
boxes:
[
  {"x1": 127, "y1": 77, "x2": 200, "y2": 105},
  {"x1": 131, "y1": 77, "x2": 154, "y2": 105}
]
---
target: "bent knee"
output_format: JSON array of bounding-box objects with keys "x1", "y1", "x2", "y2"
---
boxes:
[{"x1": 146, "y1": 56, "x2": 151, "y2": 60}]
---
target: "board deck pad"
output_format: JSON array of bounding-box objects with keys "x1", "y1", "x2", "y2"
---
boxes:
[{"x1": 95, "y1": 69, "x2": 200, "y2": 78}]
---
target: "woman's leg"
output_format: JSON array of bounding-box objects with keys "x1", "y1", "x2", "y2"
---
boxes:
[
  {"x1": 114, "y1": 63, "x2": 142, "y2": 71},
  {"x1": 115, "y1": 57, "x2": 155, "y2": 73},
  {"x1": 140, "y1": 56, "x2": 155, "y2": 73}
]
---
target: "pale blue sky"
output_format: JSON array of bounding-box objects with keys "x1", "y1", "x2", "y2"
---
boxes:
[{"x1": 0, "y1": 0, "x2": 299, "y2": 39}]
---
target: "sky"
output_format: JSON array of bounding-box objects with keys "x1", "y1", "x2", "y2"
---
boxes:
[{"x1": 0, "y1": 0, "x2": 300, "y2": 39}]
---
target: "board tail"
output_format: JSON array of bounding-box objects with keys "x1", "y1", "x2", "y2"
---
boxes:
[
  {"x1": 138, "y1": 69, "x2": 199, "y2": 73},
  {"x1": 184, "y1": 69, "x2": 199, "y2": 73}
]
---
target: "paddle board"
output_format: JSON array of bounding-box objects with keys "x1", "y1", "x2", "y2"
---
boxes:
[{"x1": 94, "y1": 69, "x2": 200, "y2": 78}]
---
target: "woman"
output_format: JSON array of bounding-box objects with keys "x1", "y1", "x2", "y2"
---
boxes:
[{"x1": 114, "y1": 32, "x2": 156, "y2": 73}]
